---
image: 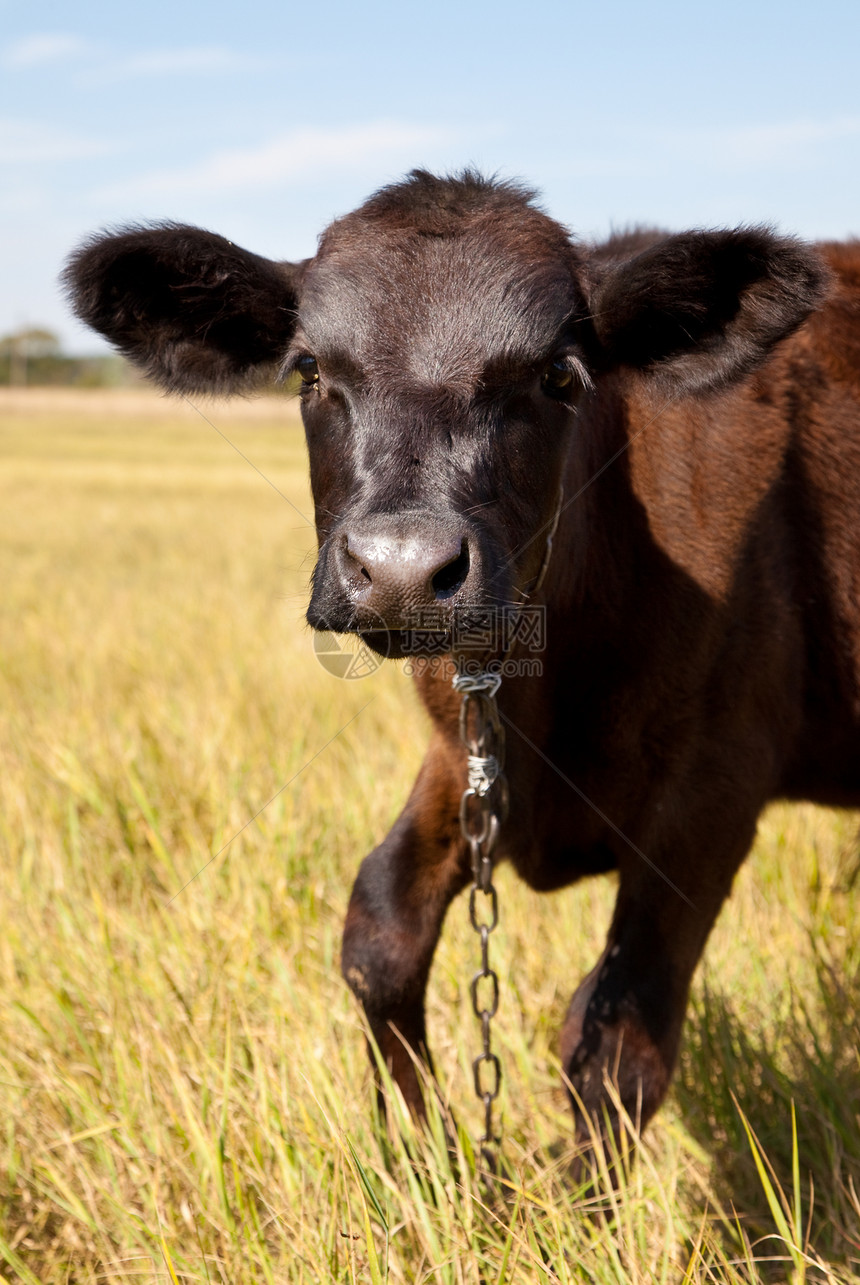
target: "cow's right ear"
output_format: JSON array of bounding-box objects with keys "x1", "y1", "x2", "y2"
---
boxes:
[
  {"x1": 63, "y1": 225, "x2": 305, "y2": 395},
  {"x1": 582, "y1": 228, "x2": 828, "y2": 396}
]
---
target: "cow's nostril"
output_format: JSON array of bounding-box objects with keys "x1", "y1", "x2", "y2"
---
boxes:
[{"x1": 432, "y1": 543, "x2": 470, "y2": 598}]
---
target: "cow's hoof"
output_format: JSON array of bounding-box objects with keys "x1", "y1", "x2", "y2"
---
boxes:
[{"x1": 560, "y1": 960, "x2": 671, "y2": 1155}]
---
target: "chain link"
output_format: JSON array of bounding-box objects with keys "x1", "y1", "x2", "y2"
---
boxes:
[{"x1": 453, "y1": 669, "x2": 508, "y2": 1171}]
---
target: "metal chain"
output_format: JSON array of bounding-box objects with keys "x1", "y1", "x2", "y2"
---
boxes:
[
  {"x1": 452, "y1": 669, "x2": 509, "y2": 1170},
  {"x1": 449, "y1": 486, "x2": 562, "y2": 1172}
]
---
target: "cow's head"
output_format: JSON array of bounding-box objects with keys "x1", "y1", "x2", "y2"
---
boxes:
[{"x1": 65, "y1": 171, "x2": 827, "y2": 656}]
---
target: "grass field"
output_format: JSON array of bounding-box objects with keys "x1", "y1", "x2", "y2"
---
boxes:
[{"x1": 1, "y1": 387, "x2": 859, "y2": 1283}]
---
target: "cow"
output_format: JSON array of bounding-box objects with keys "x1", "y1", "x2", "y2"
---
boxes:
[{"x1": 64, "y1": 169, "x2": 860, "y2": 1154}]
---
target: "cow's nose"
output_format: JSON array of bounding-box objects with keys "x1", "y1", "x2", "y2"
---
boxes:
[{"x1": 343, "y1": 530, "x2": 470, "y2": 615}]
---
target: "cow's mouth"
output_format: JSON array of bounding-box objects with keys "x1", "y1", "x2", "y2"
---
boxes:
[
  {"x1": 310, "y1": 607, "x2": 454, "y2": 670},
  {"x1": 359, "y1": 627, "x2": 452, "y2": 660}
]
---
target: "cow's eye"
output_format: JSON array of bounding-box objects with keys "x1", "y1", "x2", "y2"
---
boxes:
[
  {"x1": 541, "y1": 359, "x2": 574, "y2": 400},
  {"x1": 297, "y1": 355, "x2": 319, "y2": 386}
]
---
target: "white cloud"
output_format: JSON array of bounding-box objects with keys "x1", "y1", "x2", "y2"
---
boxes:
[
  {"x1": 121, "y1": 46, "x2": 251, "y2": 75},
  {"x1": 3, "y1": 35, "x2": 260, "y2": 79},
  {"x1": 714, "y1": 117, "x2": 860, "y2": 163},
  {"x1": 556, "y1": 116, "x2": 860, "y2": 186},
  {"x1": 3, "y1": 33, "x2": 91, "y2": 67},
  {"x1": 643, "y1": 117, "x2": 860, "y2": 172},
  {"x1": 80, "y1": 44, "x2": 262, "y2": 83},
  {"x1": 0, "y1": 118, "x2": 114, "y2": 163},
  {"x1": 97, "y1": 121, "x2": 453, "y2": 201}
]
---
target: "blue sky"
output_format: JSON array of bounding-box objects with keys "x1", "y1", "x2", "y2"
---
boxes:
[{"x1": 3, "y1": 0, "x2": 858, "y2": 351}]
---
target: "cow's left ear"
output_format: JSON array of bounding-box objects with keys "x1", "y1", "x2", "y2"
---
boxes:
[
  {"x1": 585, "y1": 229, "x2": 829, "y2": 395},
  {"x1": 64, "y1": 224, "x2": 306, "y2": 395}
]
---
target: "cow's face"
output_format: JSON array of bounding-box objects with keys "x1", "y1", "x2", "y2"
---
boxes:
[
  {"x1": 64, "y1": 172, "x2": 827, "y2": 656},
  {"x1": 290, "y1": 200, "x2": 591, "y2": 651}
]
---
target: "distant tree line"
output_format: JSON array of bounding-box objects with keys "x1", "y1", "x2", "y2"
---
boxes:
[{"x1": 0, "y1": 327, "x2": 138, "y2": 388}]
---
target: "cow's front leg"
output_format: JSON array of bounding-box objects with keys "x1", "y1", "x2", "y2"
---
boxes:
[
  {"x1": 342, "y1": 740, "x2": 468, "y2": 1119},
  {"x1": 560, "y1": 818, "x2": 756, "y2": 1149}
]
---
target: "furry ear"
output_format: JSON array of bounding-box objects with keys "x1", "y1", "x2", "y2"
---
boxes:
[
  {"x1": 63, "y1": 224, "x2": 306, "y2": 394},
  {"x1": 584, "y1": 229, "x2": 829, "y2": 395}
]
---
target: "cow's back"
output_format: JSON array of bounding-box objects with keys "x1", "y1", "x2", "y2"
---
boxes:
[
  {"x1": 772, "y1": 241, "x2": 860, "y2": 803},
  {"x1": 583, "y1": 239, "x2": 860, "y2": 811}
]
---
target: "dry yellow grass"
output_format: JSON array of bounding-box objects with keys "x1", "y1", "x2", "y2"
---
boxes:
[{"x1": 1, "y1": 387, "x2": 859, "y2": 1282}]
